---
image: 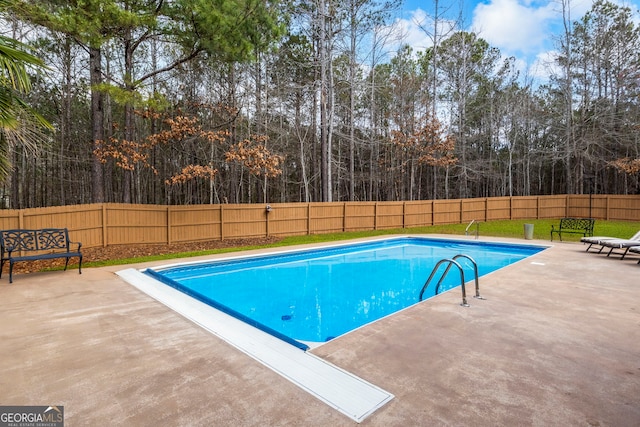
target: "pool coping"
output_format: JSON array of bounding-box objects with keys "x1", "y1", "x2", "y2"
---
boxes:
[{"x1": 116, "y1": 267, "x2": 394, "y2": 423}]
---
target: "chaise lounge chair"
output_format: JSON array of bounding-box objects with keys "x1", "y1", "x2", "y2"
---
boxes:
[
  {"x1": 597, "y1": 232, "x2": 640, "y2": 260},
  {"x1": 581, "y1": 231, "x2": 640, "y2": 253},
  {"x1": 627, "y1": 246, "x2": 640, "y2": 264}
]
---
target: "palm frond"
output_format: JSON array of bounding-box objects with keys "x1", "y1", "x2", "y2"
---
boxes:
[
  {"x1": 0, "y1": 36, "x2": 45, "y2": 94},
  {"x1": 0, "y1": 32, "x2": 52, "y2": 182}
]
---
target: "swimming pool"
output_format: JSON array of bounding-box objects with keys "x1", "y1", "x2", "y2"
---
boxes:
[{"x1": 144, "y1": 237, "x2": 546, "y2": 349}]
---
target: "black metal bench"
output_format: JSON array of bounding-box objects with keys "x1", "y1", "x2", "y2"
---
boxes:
[
  {"x1": 0, "y1": 228, "x2": 82, "y2": 283},
  {"x1": 550, "y1": 218, "x2": 595, "y2": 241}
]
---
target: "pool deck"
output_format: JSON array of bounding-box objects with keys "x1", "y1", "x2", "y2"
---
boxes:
[{"x1": 1, "y1": 235, "x2": 639, "y2": 426}]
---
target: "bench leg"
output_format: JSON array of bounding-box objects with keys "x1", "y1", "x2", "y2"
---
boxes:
[
  {"x1": 9, "y1": 260, "x2": 14, "y2": 284},
  {"x1": 64, "y1": 257, "x2": 70, "y2": 271},
  {"x1": 78, "y1": 255, "x2": 82, "y2": 274}
]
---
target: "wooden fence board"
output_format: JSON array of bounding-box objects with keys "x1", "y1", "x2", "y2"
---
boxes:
[
  {"x1": 433, "y1": 200, "x2": 462, "y2": 224},
  {"x1": 537, "y1": 195, "x2": 567, "y2": 219},
  {"x1": 604, "y1": 195, "x2": 640, "y2": 221},
  {"x1": 376, "y1": 202, "x2": 405, "y2": 229},
  {"x1": 511, "y1": 196, "x2": 539, "y2": 220},
  {"x1": 461, "y1": 198, "x2": 487, "y2": 222},
  {"x1": 106, "y1": 204, "x2": 168, "y2": 245},
  {"x1": 266, "y1": 203, "x2": 308, "y2": 237},
  {"x1": 404, "y1": 201, "x2": 433, "y2": 227},
  {"x1": 486, "y1": 197, "x2": 512, "y2": 220},
  {"x1": 219, "y1": 204, "x2": 267, "y2": 239},
  {"x1": 345, "y1": 203, "x2": 376, "y2": 231},
  {"x1": 309, "y1": 203, "x2": 344, "y2": 234},
  {"x1": 169, "y1": 205, "x2": 221, "y2": 243},
  {"x1": 0, "y1": 195, "x2": 637, "y2": 249}
]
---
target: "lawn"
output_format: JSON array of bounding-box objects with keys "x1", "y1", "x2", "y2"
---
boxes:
[{"x1": 82, "y1": 218, "x2": 640, "y2": 268}]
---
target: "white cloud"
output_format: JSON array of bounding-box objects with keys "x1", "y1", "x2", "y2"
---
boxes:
[
  {"x1": 471, "y1": 0, "x2": 557, "y2": 56},
  {"x1": 388, "y1": 9, "x2": 460, "y2": 55},
  {"x1": 387, "y1": 0, "x2": 640, "y2": 85},
  {"x1": 391, "y1": 9, "x2": 432, "y2": 52},
  {"x1": 528, "y1": 50, "x2": 562, "y2": 81}
]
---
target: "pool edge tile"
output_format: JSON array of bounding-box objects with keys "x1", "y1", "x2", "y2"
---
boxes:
[{"x1": 116, "y1": 268, "x2": 394, "y2": 423}]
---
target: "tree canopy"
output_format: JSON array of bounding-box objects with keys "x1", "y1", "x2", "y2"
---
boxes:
[{"x1": 0, "y1": 0, "x2": 638, "y2": 208}]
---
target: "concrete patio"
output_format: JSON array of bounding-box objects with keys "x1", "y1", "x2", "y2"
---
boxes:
[{"x1": 1, "y1": 235, "x2": 639, "y2": 426}]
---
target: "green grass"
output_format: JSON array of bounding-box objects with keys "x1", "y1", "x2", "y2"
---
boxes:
[{"x1": 81, "y1": 218, "x2": 640, "y2": 269}]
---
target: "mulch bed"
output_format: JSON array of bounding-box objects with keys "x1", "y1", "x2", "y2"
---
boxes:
[{"x1": 6, "y1": 237, "x2": 281, "y2": 275}]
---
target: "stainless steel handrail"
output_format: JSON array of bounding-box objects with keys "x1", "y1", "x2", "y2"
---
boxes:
[
  {"x1": 419, "y1": 254, "x2": 484, "y2": 307},
  {"x1": 465, "y1": 220, "x2": 480, "y2": 239}
]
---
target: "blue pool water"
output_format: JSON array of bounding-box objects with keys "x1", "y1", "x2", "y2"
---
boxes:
[{"x1": 146, "y1": 237, "x2": 545, "y2": 349}]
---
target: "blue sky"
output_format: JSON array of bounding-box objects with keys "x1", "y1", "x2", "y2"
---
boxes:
[{"x1": 394, "y1": 0, "x2": 640, "y2": 80}]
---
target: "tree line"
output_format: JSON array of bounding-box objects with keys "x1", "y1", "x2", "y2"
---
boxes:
[{"x1": 0, "y1": 0, "x2": 638, "y2": 209}]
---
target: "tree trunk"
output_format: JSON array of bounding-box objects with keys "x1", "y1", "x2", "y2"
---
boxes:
[{"x1": 90, "y1": 46, "x2": 105, "y2": 203}]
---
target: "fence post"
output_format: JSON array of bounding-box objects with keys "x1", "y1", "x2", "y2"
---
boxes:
[
  {"x1": 509, "y1": 197, "x2": 513, "y2": 220},
  {"x1": 484, "y1": 197, "x2": 488, "y2": 222},
  {"x1": 102, "y1": 204, "x2": 107, "y2": 247},
  {"x1": 266, "y1": 205, "x2": 270, "y2": 237},
  {"x1": 220, "y1": 204, "x2": 224, "y2": 241},
  {"x1": 431, "y1": 200, "x2": 434, "y2": 226},
  {"x1": 167, "y1": 206, "x2": 171, "y2": 244},
  {"x1": 374, "y1": 202, "x2": 378, "y2": 230},
  {"x1": 343, "y1": 202, "x2": 346, "y2": 232}
]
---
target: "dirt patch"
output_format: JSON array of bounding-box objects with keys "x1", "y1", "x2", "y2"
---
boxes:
[{"x1": 7, "y1": 237, "x2": 281, "y2": 275}]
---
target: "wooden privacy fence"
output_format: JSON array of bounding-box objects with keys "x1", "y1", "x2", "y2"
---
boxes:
[{"x1": 0, "y1": 195, "x2": 638, "y2": 249}]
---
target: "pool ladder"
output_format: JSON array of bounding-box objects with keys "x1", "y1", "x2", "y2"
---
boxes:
[
  {"x1": 465, "y1": 220, "x2": 480, "y2": 239},
  {"x1": 419, "y1": 254, "x2": 484, "y2": 307}
]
